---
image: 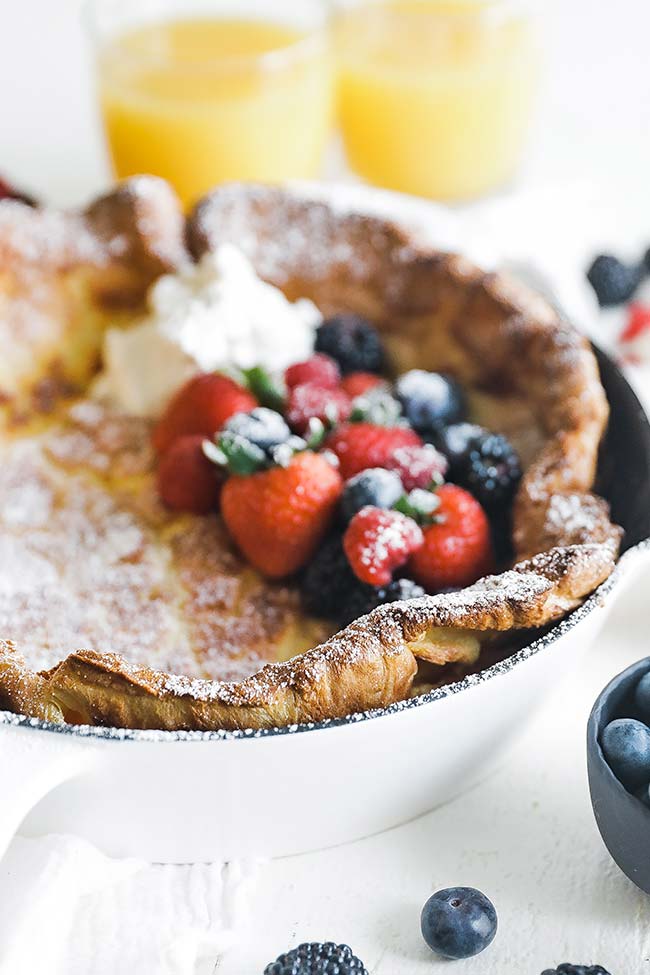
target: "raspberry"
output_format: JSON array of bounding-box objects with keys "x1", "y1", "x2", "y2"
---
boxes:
[
  {"x1": 387, "y1": 444, "x2": 448, "y2": 491},
  {"x1": 344, "y1": 506, "x2": 423, "y2": 586},
  {"x1": 340, "y1": 372, "x2": 384, "y2": 399},
  {"x1": 157, "y1": 435, "x2": 222, "y2": 514},
  {"x1": 286, "y1": 382, "x2": 351, "y2": 435},
  {"x1": 327, "y1": 423, "x2": 422, "y2": 480},
  {"x1": 408, "y1": 484, "x2": 493, "y2": 591},
  {"x1": 285, "y1": 353, "x2": 340, "y2": 391}
]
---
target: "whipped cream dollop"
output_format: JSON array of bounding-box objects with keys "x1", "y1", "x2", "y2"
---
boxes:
[{"x1": 97, "y1": 244, "x2": 321, "y2": 417}]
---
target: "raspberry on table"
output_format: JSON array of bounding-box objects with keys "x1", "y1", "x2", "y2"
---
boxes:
[{"x1": 343, "y1": 506, "x2": 423, "y2": 586}]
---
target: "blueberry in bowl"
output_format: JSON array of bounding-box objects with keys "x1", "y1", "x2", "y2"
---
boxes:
[{"x1": 587, "y1": 657, "x2": 650, "y2": 894}]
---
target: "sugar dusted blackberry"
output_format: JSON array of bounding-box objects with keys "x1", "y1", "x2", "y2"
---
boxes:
[
  {"x1": 264, "y1": 942, "x2": 368, "y2": 975},
  {"x1": 462, "y1": 432, "x2": 522, "y2": 510},
  {"x1": 587, "y1": 254, "x2": 643, "y2": 307},
  {"x1": 315, "y1": 314, "x2": 385, "y2": 375}
]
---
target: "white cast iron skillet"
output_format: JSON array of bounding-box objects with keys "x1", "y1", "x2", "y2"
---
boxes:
[{"x1": 1, "y1": 191, "x2": 649, "y2": 864}]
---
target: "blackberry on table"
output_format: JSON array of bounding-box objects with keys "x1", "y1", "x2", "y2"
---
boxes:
[
  {"x1": 541, "y1": 966, "x2": 612, "y2": 975},
  {"x1": 587, "y1": 254, "x2": 643, "y2": 307},
  {"x1": 315, "y1": 314, "x2": 385, "y2": 375},
  {"x1": 264, "y1": 941, "x2": 368, "y2": 975}
]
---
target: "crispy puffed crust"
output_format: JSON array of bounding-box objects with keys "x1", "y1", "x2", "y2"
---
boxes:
[{"x1": 0, "y1": 181, "x2": 622, "y2": 731}]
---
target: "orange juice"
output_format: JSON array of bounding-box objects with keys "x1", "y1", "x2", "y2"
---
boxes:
[
  {"x1": 97, "y1": 17, "x2": 333, "y2": 208},
  {"x1": 336, "y1": 0, "x2": 539, "y2": 201}
]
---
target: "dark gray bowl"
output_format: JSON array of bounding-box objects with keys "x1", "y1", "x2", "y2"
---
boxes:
[{"x1": 587, "y1": 658, "x2": 650, "y2": 894}]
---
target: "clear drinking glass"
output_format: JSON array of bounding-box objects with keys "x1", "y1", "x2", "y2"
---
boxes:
[
  {"x1": 335, "y1": 0, "x2": 541, "y2": 201},
  {"x1": 86, "y1": 0, "x2": 334, "y2": 208}
]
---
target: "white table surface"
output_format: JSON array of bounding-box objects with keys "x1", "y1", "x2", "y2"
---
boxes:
[{"x1": 2, "y1": 2, "x2": 650, "y2": 973}]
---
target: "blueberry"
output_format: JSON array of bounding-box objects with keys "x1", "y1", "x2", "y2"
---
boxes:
[
  {"x1": 634, "y1": 672, "x2": 650, "y2": 720},
  {"x1": 340, "y1": 468, "x2": 403, "y2": 522},
  {"x1": 395, "y1": 370, "x2": 465, "y2": 435},
  {"x1": 223, "y1": 408, "x2": 291, "y2": 451},
  {"x1": 601, "y1": 717, "x2": 650, "y2": 790},
  {"x1": 315, "y1": 314, "x2": 385, "y2": 375},
  {"x1": 587, "y1": 254, "x2": 643, "y2": 307},
  {"x1": 421, "y1": 886, "x2": 497, "y2": 960}
]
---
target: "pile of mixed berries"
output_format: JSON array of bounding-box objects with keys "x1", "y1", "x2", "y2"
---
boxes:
[{"x1": 154, "y1": 313, "x2": 522, "y2": 626}]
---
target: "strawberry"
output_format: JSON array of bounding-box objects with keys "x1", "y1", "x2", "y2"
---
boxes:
[
  {"x1": 387, "y1": 444, "x2": 448, "y2": 492},
  {"x1": 221, "y1": 452, "x2": 342, "y2": 578},
  {"x1": 285, "y1": 353, "x2": 340, "y2": 391},
  {"x1": 408, "y1": 484, "x2": 493, "y2": 591},
  {"x1": 343, "y1": 506, "x2": 424, "y2": 586},
  {"x1": 157, "y1": 435, "x2": 223, "y2": 514},
  {"x1": 327, "y1": 423, "x2": 422, "y2": 480},
  {"x1": 152, "y1": 373, "x2": 257, "y2": 455},
  {"x1": 340, "y1": 372, "x2": 385, "y2": 399},
  {"x1": 286, "y1": 382, "x2": 351, "y2": 435}
]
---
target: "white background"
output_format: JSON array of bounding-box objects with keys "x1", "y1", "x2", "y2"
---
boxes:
[{"x1": 2, "y1": 1, "x2": 650, "y2": 973}]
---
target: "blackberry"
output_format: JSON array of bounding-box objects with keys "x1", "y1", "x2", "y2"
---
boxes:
[
  {"x1": 541, "y1": 966, "x2": 611, "y2": 975},
  {"x1": 301, "y1": 536, "x2": 424, "y2": 626},
  {"x1": 587, "y1": 254, "x2": 643, "y2": 307},
  {"x1": 461, "y1": 433, "x2": 521, "y2": 510},
  {"x1": 437, "y1": 426, "x2": 521, "y2": 511},
  {"x1": 340, "y1": 468, "x2": 403, "y2": 523},
  {"x1": 264, "y1": 942, "x2": 368, "y2": 975},
  {"x1": 395, "y1": 370, "x2": 465, "y2": 435},
  {"x1": 315, "y1": 314, "x2": 385, "y2": 375},
  {"x1": 380, "y1": 577, "x2": 426, "y2": 603}
]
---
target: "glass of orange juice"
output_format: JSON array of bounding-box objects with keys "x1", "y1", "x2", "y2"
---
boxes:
[
  {"x1": 335, "y1": 0, "x2": 541, "y2": 201},
  {"x1": 87, "y1": 0, "x2": 334, "y2": 208}
]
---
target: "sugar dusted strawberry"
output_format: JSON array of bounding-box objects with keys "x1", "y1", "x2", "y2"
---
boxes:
[
  {"x1": 340, "y1": 372, "x2": 385, "y2": 399},
  {"x1": 221, "y1": 452, "x2": 342, "y2": 578},
  {"x1": 344, "y1": 506, "x2": 424, "y2": 586},
  {"x1": 408, "y1": 484, "x2": 493, "y2": 592},
  {"x1": 285, "y1": 353, "x2": 340, "y2": 391},
  {"x1": 387, "y1": 444, "x2": 448, "y2": 492},
  {"x1": 327, "y1": 423, "x2": 422, "y2": 480},
  {"x1": 286, "y1": 382, "x2": 351, "y2": 435},
  {"x1": 157, "y1": 435, "x2": 223, "y2": 514},
  {"x1": 152, "y1": 373, "x2": 257, "y2": 455}
]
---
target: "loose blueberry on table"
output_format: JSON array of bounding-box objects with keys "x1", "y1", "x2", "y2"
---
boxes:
[
  {"x1": 420, "y1": 886, "x2": 498, "y2": 960},
  {"x1": 153, "y1": 313, "x2": 522, "y2": 628},
  {"x1": 264, "y1": 942, "x2": 368, "y2": 975}
]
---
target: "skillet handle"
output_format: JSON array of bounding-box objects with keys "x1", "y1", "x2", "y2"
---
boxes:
[{"x1": 0, "y1": 722, "x2": 94, "y2": 862}]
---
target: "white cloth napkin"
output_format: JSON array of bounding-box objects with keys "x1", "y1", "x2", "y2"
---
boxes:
[
  {"x1": 1, "y1": 179, "x2": 647, "y2": 975},
  {"x1": 0, "y1": 834, "x2": 258, "y2": 975}
]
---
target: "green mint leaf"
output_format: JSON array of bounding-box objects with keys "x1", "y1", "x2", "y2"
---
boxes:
[
  {"x1": 242, "y1": 366, "x2": 286, "y2": 412},
  {"x1": 394, "y1": 489, "x2": 441, "y2": 526}
]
